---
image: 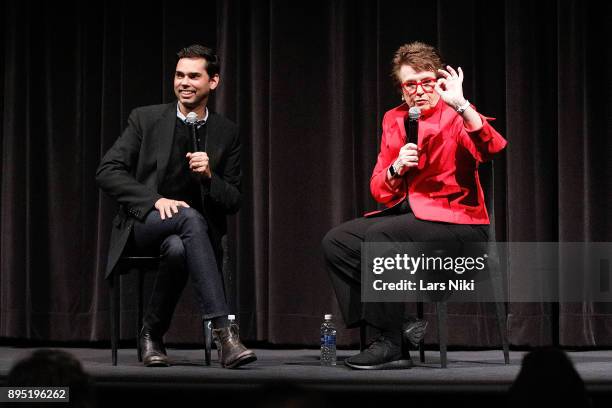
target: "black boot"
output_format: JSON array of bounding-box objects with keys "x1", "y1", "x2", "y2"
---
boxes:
[{"x1": 139, "y1": 326, "x2": 170, "y2": 367}]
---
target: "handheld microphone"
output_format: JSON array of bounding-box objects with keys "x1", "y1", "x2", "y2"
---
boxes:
[
  {"x1": 185, "y1": 111, "x2": 209, "y2": 219},
  {"x1": 185, "y1": 112, "x2": 199, "y2": 151},
  {"x1": 405, "y1": 106, "x2": 420, "y2": 145}
]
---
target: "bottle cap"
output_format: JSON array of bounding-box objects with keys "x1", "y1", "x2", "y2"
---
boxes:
[
  {"x1": 324, "y1": 314, "x2": 332, "y2": 320},
  {"x1": 228, "y1": 314, "x2": 236, "y2": 320}
]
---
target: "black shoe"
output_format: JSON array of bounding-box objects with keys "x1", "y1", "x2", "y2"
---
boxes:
[
  {"x1": 345, "y1": 336, "x2": 413, "y2": 370},
  {"x1": 403, "y1": 319, "x2": 428, "y2": 348},
  {"x1": 139, "y1": 327, "x2": 170, "y2": 367}
]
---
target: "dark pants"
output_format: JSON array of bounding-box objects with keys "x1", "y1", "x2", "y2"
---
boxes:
[
  {"x1": 322, "y1": 209, "x2": 488, "y2": 333},
  {"x1": 132, "y1": 207, "x2": 229, "y2": 335}
]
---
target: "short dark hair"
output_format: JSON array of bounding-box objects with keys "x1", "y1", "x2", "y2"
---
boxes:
[
  {"x1": 176, "y1": 44, "x2": 220, "y2": 77},
  {"x1": 391, "y1": 41, "x2": 444, "y2": 87}
]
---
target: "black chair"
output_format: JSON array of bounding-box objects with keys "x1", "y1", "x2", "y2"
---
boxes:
[
  {"x1": 360, "y1": 162, "x2": 509, "y2": 368},
  {"x1": 414, "y1": 226, "x2": 509, "y2": 368},
  {"x1": 109, "y1": 235, "x2": 234, "y2": 366}
]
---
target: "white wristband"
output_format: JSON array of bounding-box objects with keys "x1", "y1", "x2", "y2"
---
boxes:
[{"x1": 456, "y1": 99, "x2": 470, "y2": 114}]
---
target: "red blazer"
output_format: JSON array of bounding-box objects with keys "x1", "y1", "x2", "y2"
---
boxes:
[{"x1": 368, "y1": 100, "x2": 507, "y2": 224}]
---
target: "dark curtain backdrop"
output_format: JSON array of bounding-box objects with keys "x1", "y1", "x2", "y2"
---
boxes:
[{"x1": 1, "y1": 0, "x2": 610, "y2": 347}]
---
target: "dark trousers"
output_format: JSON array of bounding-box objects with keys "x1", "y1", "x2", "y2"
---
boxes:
[
  {"x1": 132, "y1": 207, "x2": 229, "y2": 335},
  {"x1": 322, "y1": 209, "x2": 488, "y2": 333}
]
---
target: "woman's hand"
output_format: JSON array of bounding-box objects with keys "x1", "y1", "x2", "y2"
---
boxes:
[
  {"x1": 435, "y1": 65, "x2": 467, "y2": 110},
  {"x1": 394, "y1": 143, "x2": 419, "y2": 176}
]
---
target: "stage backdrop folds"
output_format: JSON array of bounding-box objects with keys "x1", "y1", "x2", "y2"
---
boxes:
[{"x1": 1, "y1": 0, "x2": 610, "y2": 347}]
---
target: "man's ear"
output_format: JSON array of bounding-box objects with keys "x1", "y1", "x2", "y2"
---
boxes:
[{"x1": 209, "y1": 74, "x2": 220, "y2": 90}]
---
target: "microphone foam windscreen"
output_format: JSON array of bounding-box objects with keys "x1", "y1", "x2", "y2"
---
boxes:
[
  {"x1": 408, "y1": 106, "x2": 421, "y2": 120},
  {"x1": 185, "y1": 112, "x2": 198, "y2": 124}
]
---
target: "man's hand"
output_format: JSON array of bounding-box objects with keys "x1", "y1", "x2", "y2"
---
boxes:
[
  {"x1": 393, "y1": 143, "x2": 419, "y2": 176},
  {"x1": 435, "y1": 65, "x2": 467, "y2": 110},
  {"x1": 155, "y1": 198, "x2": 190, "y2": 220},
  {"x1": 186, "y1": 152, "x2": 212, "y2": 179}
]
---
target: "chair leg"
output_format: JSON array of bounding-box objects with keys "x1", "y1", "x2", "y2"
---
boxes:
[
  {"x1": 203, "y1": 319, "x2": 212, "y2": 365},
  {"x1": 417, "y1": 301, "x2": 425, "y2": 363},
  {"x1": 110, "y1": 272, "x2": 120, "y2": 366},
  {"x1": 137, "y1": 268, "x2": 144, "y2": 362},
  {"x1": 489, "y1": 253, "x2": 510, "y2": 364},
  {"x1": 436, "y1": 301, "x2": 448, "y2": 368},
  {"x1": 495, "y1": 301, "x2": 510, "y2": 364}
]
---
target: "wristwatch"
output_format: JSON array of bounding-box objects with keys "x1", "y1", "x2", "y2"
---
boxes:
[
  {"x1": 388, "y1": 163, "x2": 399, "y2": 178},
  {"x1": 456, "y1": 99, "x2": 470, "y2": 114}
]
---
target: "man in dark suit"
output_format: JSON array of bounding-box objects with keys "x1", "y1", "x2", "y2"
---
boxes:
[{"x1": 96, "y1": 44, "x2": 256, "y2": 369}]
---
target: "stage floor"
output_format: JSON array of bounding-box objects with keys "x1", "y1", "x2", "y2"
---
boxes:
[
  {"x1": 2, "y1": 347, "x2": 612, "y2": 386},
  {"x1": 1, "y1": 347, "x2": 612, "y2": 405}
]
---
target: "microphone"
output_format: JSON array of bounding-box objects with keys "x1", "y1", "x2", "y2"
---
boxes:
[
  {"x1": 405, "y1": 106, "x2": 420, "y2": 145},
  {"x1": 185, "y1": 111, "x2": 209, "y2": 220},
  {"x1": 185, "y1": 111, "x2": 198, "y2": 124},
  {"x1": 185, "y1": 112, "x2": 199, "y2": 152}
]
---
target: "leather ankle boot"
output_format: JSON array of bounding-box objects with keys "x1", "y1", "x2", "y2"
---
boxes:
[
  {"x1": 212, "y1": 324, "x2": 257, "y2": 369},
  {"x1": 139, "y1": 327, "x2": 170, "y2": 367}
]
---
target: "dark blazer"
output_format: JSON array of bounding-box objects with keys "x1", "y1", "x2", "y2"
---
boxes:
[{"x1": 96, "y1": 102, "x2": 241, "y2": 279}]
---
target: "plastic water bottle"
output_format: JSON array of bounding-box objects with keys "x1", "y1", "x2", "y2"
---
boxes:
[
  {"x1": 228, "y1": 314, "x2": 236, "y2": 326},
  {"x1": 320, "y1": 314, "x2": 337, "y2": 366}
]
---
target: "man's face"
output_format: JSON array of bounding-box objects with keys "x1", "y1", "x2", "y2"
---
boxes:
[
  {"x1": 174, "y1": 57, "x2": 219, "y2": 110},
  {"x1": 398, "y1": 65, "x2": 440, "y2": 111}
]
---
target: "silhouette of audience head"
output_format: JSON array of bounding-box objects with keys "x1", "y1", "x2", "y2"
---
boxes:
[
  {"x1": 6, "y1": 349, "x2": 95, "y2": 408},
  {"x1": 508, "y1": 347, "x2": 590, "y2": 407}
]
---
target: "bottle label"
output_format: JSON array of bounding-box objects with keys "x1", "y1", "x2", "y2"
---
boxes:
[{"x1": 324, "y1": 335, "x2": 336, "y2": 346}]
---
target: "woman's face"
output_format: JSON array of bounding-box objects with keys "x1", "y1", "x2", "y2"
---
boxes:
[{"x1": 398, "y1": 65, "x2": 440, "y2": 111}]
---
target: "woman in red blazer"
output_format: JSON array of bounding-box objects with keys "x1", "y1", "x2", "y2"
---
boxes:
[{"x1": 323, "y1": 42, "x2": 507, "y2": 370}]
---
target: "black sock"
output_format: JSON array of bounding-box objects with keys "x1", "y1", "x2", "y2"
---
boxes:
[{"x1": 211, "y1": 316, "x2": 230, "y2": 329}]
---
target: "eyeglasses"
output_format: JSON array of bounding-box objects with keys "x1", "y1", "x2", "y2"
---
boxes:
[{"x1": 401, "y1": 78, "x2": 437, "y2": 95}]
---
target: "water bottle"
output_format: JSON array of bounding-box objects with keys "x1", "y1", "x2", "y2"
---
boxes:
[
  {"x1": 228, "y1": 314, "x2": 236, "y2": 326},
  {"x1": 320, "y1": 314, "x2": 337, "y2": 366}
]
